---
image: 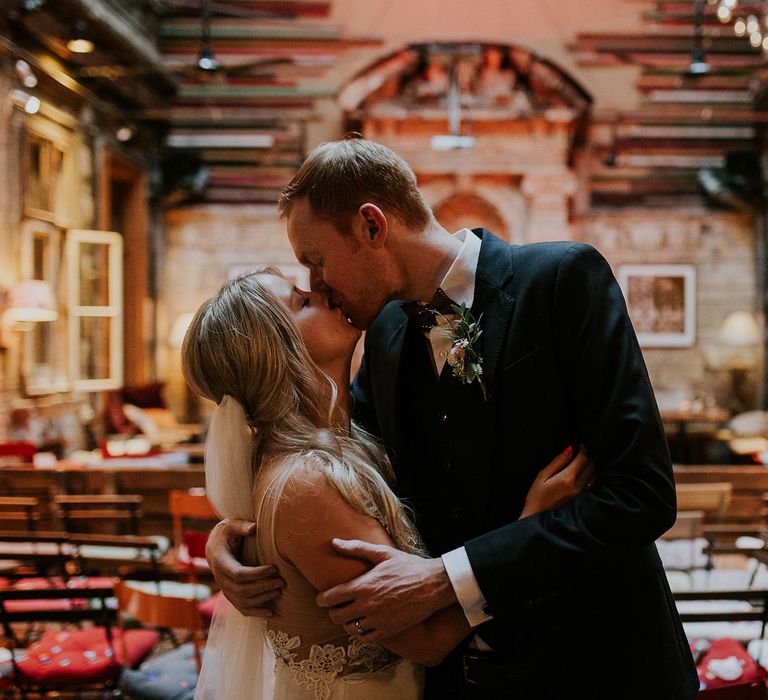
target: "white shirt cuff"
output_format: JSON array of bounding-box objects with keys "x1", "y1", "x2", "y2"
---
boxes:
[{"x1": 441, "y1": 546, "x2": 494, "y2": 628}]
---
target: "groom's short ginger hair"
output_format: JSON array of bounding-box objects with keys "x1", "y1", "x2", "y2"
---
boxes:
[{"x1": 278, "y1": 137, "x2": 432, "y2": 235}]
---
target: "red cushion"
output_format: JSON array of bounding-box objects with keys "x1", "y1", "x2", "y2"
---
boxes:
[
  {"x1": 694, "y1": 638, "x2": 767, "y2": 697},
  {"x1": 183, "y1": 531, "x2": 209, "y2": 560},
  {"x1": 0, "y1": 441, "x2": 35, "y2": 460},
  {"x1": 15, "y1": 627, "x2": 157, "y2": 685},
  {"x1": 197, "y1": 591, "x2": 223, "y2": 624}
]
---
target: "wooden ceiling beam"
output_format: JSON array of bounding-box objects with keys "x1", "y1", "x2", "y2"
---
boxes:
[{"x1": 56, "y1": 0, "x2": 177, "y2": 94}]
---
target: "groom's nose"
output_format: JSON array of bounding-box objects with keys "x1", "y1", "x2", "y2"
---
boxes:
[
  {"x1": 309, "y1": 270, "x2": 330, "y2": 294},
  {"x1": 308, "y1": 290, "x2": 330, "y2": 308}
]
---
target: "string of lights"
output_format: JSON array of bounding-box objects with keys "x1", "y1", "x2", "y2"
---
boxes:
[{"x1": 710, "y1": 0, "x2": 768, "y2": 52}]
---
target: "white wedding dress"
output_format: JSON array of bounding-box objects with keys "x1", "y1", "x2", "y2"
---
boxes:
[{"x1": 194, "y1": 398, "x2": 424, "y2": 700}]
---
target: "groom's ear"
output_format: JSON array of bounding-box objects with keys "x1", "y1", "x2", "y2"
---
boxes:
[{"x1": 357, "y1": 203, "x2": 387, "y2": 248}]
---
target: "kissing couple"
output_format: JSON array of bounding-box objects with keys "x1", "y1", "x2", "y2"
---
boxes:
[{"x1": 182, "y1": 137, "x2": 697, "y2": 700}]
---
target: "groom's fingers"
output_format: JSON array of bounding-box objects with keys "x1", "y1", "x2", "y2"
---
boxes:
[
  {"x1": 316, "y1": 581, "x2": 356, "y2": 609},
  {"x1": 330, "y1": 538, "x2": 394, "y2": 564}
]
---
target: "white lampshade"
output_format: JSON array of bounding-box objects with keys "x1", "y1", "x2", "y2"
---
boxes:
[
  {"x1": 168, "y1": 312, "x2": 195, "y2": 348},
  {"x1": 718, "y1": 311, "x2": 761, "y2": 347},
  {"x1": 7, "y1": 280, "x2": 58, "y2": 323}
]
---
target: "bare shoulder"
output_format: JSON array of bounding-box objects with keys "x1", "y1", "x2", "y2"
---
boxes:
[
  {"x1": 268, "y1": 451, "x2": 393, "y2": 590},
  {"x1": 275, "y1": 452, "x2": 357, "y2": 530}
]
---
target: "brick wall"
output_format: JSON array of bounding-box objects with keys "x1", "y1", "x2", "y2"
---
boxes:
[
  {"x1": 163, "y1": 203, "x2": 761, "y2": 416},
  {"x1": 578, "y1": 209, "x2": 761, "y2": 409}
]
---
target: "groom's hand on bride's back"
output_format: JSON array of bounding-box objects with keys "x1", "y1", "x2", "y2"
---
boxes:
[{"x1": 206, "y1": 518, "x2": 286, "y2": 616}]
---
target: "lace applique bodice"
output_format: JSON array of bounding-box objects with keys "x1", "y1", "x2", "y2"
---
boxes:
[{"x1": 266, "y1": 629, "x2": 398, "y2": 700}]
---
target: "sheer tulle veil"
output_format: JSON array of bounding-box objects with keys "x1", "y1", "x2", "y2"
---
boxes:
[{"x1": 194, "y1": 395, "x2": 275, "y2": 699}]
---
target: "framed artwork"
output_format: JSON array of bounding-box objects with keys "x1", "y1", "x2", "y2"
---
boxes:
[{"x1": 617, "y1": 264, "x2": 696, "y2": 348}]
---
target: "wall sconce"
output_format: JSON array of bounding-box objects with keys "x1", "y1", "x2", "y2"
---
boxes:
[
  {"x1": 115, "y1": 123, "x2": 136, "y2": 143},
  {"x1": 0, "y1": 280, "x2": 58, "y2": 394},
  {"x1": 6, "y1": 280, "x2": 59, "y2": 325},
  {"x1": 66, "y1": 21, "x2": 95, "y2": 54},
  {"x1": 15, "y1": 60, "x2": 37, "y2": 89},
  {"x1": 10, "y1": 89, "x2": 40, "y2": 115},
  {"x1": 718, "y1": 310, "x2": 761, "y2": 413}
]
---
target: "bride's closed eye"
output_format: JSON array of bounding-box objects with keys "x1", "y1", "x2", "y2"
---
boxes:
[{"x1": 292, "y1": 288, "x2": 310, "y2": 309}]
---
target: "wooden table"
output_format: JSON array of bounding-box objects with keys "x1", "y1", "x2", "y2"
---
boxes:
[{"x1": 661, "y1": 408, "x2": 730, "y2": 463}]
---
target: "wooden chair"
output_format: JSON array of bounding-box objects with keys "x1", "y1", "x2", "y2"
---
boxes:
[
  {"x1": 169, "y1": 489, "x2": 217, "y2": 551},
  {"x1": 0, "y1": 469, "x2": 58, "y2": 529},
  {"x1": 676, "y1": 482, "x2": 733, "y2": 523},
  {"x1": 115, "y1": 579, "x2": 206, "y2": 699},
  {"x1": 675, "y1": 588, "x2": 768, "y2": 646},
  {"x1": 114, "y1": 579, "x2": 205, "y2": 670},
  {"x1": 0, "y1": 530, "x2": 73, "y2": 580},
  {"x1": 169, "y1": 489, "x2": 217, "y2": 576},
  {"x1": 55, "y1": 494, "x2": 143, "y2": 535},
  {"x1": 0, "y1": 581, "x2": 157, "y2": 695},
  {"x1": 0, "y1": 496, "x2": 41, "y2": 532},
  {"x1": 69, "y1": 532, "x2": 164, "y2": 580}
]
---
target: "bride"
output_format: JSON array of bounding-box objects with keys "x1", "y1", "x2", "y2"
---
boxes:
[{"x1": 181, "y1": 269, "x2": 593, "y2": 700}]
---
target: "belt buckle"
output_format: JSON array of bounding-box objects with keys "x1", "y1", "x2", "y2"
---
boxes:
[{"x1": 462, "y1": 651, "x2": 482, "y2": 686}]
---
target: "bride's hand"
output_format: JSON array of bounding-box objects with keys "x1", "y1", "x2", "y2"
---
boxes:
[{"x1": 519, "y1": 445, "x2": 595, "y2": 519}]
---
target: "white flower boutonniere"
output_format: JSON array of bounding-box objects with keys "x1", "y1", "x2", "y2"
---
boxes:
[{"x1": 439, "y1": 303, "x2": 488, "y2": 401}]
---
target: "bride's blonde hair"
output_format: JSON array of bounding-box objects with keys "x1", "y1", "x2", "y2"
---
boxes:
[{"x1": 181, "y1": 269, "x2": 422, "y2": 554}]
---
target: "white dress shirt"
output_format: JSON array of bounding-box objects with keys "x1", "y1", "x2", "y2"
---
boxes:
[{"x1": 416, "y1": 229, "x2": 494, "y2": 632}]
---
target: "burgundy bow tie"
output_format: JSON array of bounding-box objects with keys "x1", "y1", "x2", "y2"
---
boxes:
[{"x1": 402, "y1": 288, "x2": 458, "y2": 329}]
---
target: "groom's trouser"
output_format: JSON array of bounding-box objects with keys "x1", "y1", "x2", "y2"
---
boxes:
[{"x1": 425, "y1": 645, "x2": 555, "y2": 700}]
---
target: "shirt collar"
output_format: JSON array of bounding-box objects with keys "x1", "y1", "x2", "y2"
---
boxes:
[{"x1": 436, "y1": 228, "x2": 481, "y2": 310}]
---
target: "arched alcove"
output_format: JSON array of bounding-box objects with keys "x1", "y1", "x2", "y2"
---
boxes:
[
  {"x1": 339, "y1": 42, "x2": 591, "y2": 242},
  {"x1": 433, "y1": 193, "x2": 506, "y2": 239}
]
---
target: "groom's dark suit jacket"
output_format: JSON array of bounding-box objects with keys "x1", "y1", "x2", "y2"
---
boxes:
[{"x1": 351, "y1": 230, "x2": 698, "y2": 698}]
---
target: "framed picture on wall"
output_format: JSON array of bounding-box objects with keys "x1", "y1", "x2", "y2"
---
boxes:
[{"x1": 617, "y1": 264, "x2": 696, "y2": 348}]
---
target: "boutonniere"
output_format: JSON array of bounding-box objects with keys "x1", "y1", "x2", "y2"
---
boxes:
[{"x1": 439, "y1": 303, "x2": 489, "y2": 401}]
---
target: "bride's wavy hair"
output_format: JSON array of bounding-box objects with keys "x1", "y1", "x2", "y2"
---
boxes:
[{"x1": 181, "y1": 269, "x2": 423, "y2": 554}]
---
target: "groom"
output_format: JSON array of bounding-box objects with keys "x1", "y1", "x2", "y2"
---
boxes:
[{"x1": 206, "y1": 137, "x2": 698, "y2": 698}]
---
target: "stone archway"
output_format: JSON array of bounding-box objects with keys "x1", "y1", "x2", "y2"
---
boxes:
[
  {"x1": 433, "y1": 193, "x2": 506, "y2": 238},
  {"x1": 340, "y1": 41, "x2": 591, "y2": 242}
]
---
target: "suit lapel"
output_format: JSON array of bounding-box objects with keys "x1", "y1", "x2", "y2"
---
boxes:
[
  {"x1": 373, "y1": 311, "x2": 409, "y2": 446},
  {"x1": 470, "y1": 229, "x2": 516, "y2": 388}
]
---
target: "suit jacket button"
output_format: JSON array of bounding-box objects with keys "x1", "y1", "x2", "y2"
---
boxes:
[
  {"x1": 443, "y1": 458, "x2": 452, "y2": 472},
  {"x1": 439, "y1": 412, "x2": 448, "y2": 423},
  {"x1": 451, "y1": 506, "x2": 461, "y2": 519}
]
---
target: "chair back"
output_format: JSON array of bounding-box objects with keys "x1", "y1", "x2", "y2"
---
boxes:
[
  {"x1": 55, "y1": 494, "x2": 143, "y2": 535},
  {"x1": 0, "y1": 469, "x2": 57, "y2": 529},
  {"x1": 0, "y1": 496, "x2": 40, "y2": 532},
  {"x1": 0, "y1": 582, "x2": 116, "y2": 653},
  {"x1": 676, "y1": 482, "x2": 733, "y2": 522},
  {"x1": 114, "y1": 579, "x2": 203, "y2": 669},
  {"x1": 169, "y1": 489, "x2": 217, "y2": 550}
]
